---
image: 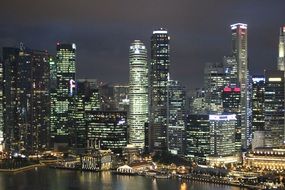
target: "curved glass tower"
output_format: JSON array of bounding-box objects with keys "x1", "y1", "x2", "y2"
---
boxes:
[{"x1": 128, "y1": 40, "x2": 148, "y2": 148}]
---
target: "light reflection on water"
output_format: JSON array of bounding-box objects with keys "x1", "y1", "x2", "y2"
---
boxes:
[{"x1": 0, "y1": 168, "x2": 244, "y2": 190}]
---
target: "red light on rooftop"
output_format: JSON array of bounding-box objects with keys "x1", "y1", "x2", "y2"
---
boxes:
[
  {"x1": 223, "y1": 87, "x2": 232, "y2": 92},
  {"x1": 234, "y1": 88, "x2": 240, "y2": 92}
]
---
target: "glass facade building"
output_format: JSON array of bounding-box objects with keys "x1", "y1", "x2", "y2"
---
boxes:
[{"x1": 149, "y1": 28, "x2": 170, "y2": 152}]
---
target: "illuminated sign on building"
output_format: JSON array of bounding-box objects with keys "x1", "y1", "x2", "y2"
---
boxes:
[
  {"x1": 268, "y1": 77, "x2": 282, "y2": 82},
  {"x1": 209, "y1": 114, "x2": 237, "y2": 121},
  {"x1": 69, "y1": 79, "x2": 76, "y2": 96}
]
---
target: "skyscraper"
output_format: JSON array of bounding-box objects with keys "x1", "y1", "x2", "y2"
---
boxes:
[
  {"x1": 149, "y1": 28, "x2": 170, "y2": 152},
  {"x1": 167, "y1": 80, "x2": 186, "y2": 155},
  {"x1": 251, "y1": 76, "x2": 265, "y2": 132},
  {"x1": 204, "y1": 62, "x2": 227, "y2": 113},
  {"x1": 186, "y1": 114, "x2": 210, "y2": 164},
  {"x1": 264, "y1": 70, "x2": 285, "y2": 147},
  {"x1": 128, "y1": 40, "x2": 148, "y2": 149},
  {"x1": 209, "y1": 114, "x2": 237, "y2": 157},
  {"x1": 51, "y1": 43, "x2": 76, "y2": 146},
  {"x1": 3, "y1": 46, "x2": 50, "y2": 153},
  {"x1": 231, "y1": 23, "x2": 249, "y2": 149},
  {"x1": 277, "y1": 26, "x2": 285, "y2": 71}
]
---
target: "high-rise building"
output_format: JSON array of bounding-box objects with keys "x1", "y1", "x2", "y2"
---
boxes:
[
  {"x1": 264, "y1": 70, "x2": 285, "y2": 147},
  {"x1": 86, "y1": 111, "x2": 128, "y2": 153},
  {"x1": 251, "y1": 76, "x2": 265, "y2": 132},
  {"x1": 277, "y1": 26, "x2": 285, "y2": 71},
  {"x1": 209, "y1": 114, "x2": 237, "y2": 157},
  {"x1": 204, "y1": 62, "x2": 227, "y2": 113},
  {"x1": 189, "y1": 88, "x2": 207, "y2": 114},
  {"x1": 113, "y1": 85, "x2": 129, "y2": 112},
  {"x1": 185, "y1": 114, "x2": 210, "y2": 164},
  {"x1": 149, "y1": 28, "x2": 170, "y2": 152},
  {"x1": 51, "y1": 43, "x2": 76, "y2": 146},
  {"x1": 3, "y1": 46, "x2": 50, "y2": 153},
  {"x1": 72, "y1": 79, "x2": 100, "y2": 151},
  {"x1": 231, "y1": 23, "x2": 249, "y2": 149},
  {"x1": 0, "y1": 62, "x2": 4, "y2": 151},
  {"x1": 167, "y1": 80, "x2": 186, "y2": 155},
  {"x1": 223, "y1": 56, "x2": 238, "y2": 86},
  {"x1": 128, "y1": 40, "x2": 148, "y2": 149}
]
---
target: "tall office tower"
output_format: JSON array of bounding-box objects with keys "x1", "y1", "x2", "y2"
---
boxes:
[
  {"x1": 51, "y1": 43, "x2": 76, "y2": 146},
  {"x1": 277, "y1": 26, "x2": 285, "y2": 71},
  {"x1": 231, "y1": 23, "x2": 249, "y2": 149},
  {"x1": 185, "y1": 114, "x2": 210, "y2": 164},
  {"x1": 204, "y1": 62, "x2": 227, "y2": 113},
  {"x1": 251, "y1": 76, "x2": 265, "y2": 132},
  {"x1": 209, "y1": 114, "x2": 237, "y2": 157},
  {"x1": 86, "y1": 111, "x2": 128, "y2": 153},
  {"x1": 167, "y1": 80, "x2": 186, "y2": 155},
  {"x1": 128, "y1": 40, "x2": 148, "y2": 148},
  {"x1": 113, "y1": 85, "x2": 129, "y2": 111},
  {"x1": 264, "y1": 70, "x2": 285, "y2": 147},
  {"x1": 72, "y1": 79, "x2": 100, "y2": 151},
  {"x1": 149, "y1": 28, "x2": 170, "y2": 152},
  {"x1": 3, "y1": 46, "x2": 50, "y2": 153},
  {"x1": 0, "y1": 62, "x2": 3, "y2": 151}
]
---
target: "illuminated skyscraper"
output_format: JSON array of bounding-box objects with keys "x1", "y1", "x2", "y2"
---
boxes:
[
  {"x1": 0, "y1": 62, "x2": 3, "y2": 151},
  {"x1": 51, "y1": 43, "x2": 76, "y2": 146},
  {"x1": 204, "y1": 62, "x2": 227, "y2": 113},
  {"x1": 3, "y1": 46, "x2": 50, "y2": 153},
  {"x1": 72, "y1": 79, "x2": 100, "y2": 150},
  {"x1": 149, "y1": 28, "x2": 170, "y2": 152},
  {"x1": 128, "y1": 40, "x2": 148, "y2": 148},
  {"x1": 264, "y1": 70, "x2": 285, "y2": 147},
  {"x1": 251, "y1": 76, "x2": 265, "y2": 132},
  {"x1": 186, "y1": 114, "x2": 210, "y2": 164},
  {"x1": 231, "y1": 23, "x2": 249, "y2": 149},
  {"x1": 209, "y1": 114, "x2": 237, "y2": 157},
  {"x1": 167, "y1": 80, "x2": 186, "y2": 155},
  {"x1": 277, "y1": 26, "x2": 285, "y2": 71}
]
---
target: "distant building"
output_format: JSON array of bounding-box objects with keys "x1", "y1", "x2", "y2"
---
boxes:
[
  {"x1": 149, "y1": 28, "x2": 170, "y2": 152},
  {"x1": 113, "y1": 85, "x2": 129, "y2": 112},
  {"x1": 128, "y1": 40, "x2": 148, "y2": 149},
  {"x1": 264, "y1": 70, "x2": 285, "y2": 147},
  {"x1": 185, "y1": 114, "x2": 210, "y2": 164},
  {"x1": 189, "y1": 88, "x2": 207, "y2": 114}
]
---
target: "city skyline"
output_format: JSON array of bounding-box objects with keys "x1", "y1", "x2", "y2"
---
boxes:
[{"x1": 0, "y1": 0, "x2": 285, "y2": 88}]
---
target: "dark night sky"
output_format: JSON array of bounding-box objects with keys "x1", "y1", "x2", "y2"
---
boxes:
[{"x1": 0, "y1": 0, "x2": 285, "y2": 89}]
